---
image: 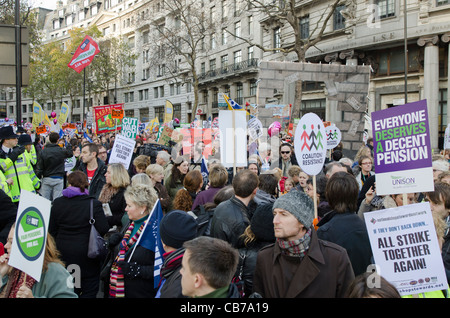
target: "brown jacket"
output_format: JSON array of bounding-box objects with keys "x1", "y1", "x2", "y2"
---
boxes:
[{"x1": 252, "y1": 229, "x2": 355, "y2": 298}]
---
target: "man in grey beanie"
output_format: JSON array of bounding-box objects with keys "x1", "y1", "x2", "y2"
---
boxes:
[{"x1": 251, "y1": 189, "x2": 355, "y2": 298}]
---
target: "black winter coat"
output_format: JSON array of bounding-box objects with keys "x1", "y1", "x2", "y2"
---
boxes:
[
  {"x1": 102, "y1": 221, "x2": 157, "y2": 298},
  {"x1": 0, "y1": 190, "x2": 17, "y2": 244},
  {"x1": 35, "y1": 143, "x2": 73, "y2": 178},
  {"x1": 104, "y1": 187, "x2": 127, "y2": 229},
  {"x1": 236, "y1": 241, "x2": 274, "y2": 298},
  {"x1": 317, "y1": 211, "x2": 373, "y2": 276},
  {"x1": 49, "y1": 194, "x2": 110, "y2": 279},
  {"x1": 210, "y1": 196, "x2": 256, "y2": 248},
  {"x1": 78, "y1": 158, "x2": 107, "y2": 199}
]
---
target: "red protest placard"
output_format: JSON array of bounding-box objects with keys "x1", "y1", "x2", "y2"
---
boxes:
[{"x1": 68, "y1": 35, "x2": 100, "y2": 73}]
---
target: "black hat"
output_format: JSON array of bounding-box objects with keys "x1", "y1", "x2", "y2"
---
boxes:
[
  {"x1": 16, "y1": 126, "x2": 26, "y2": 134},
  {"x1": 0, "y1": 126, "x2": 18, "y2": 140},
  {"x1": 251, "y1": 203, "x2": 276, "y2": 242},
  {"x1": 159, "y1": 210, "x2": 198, "y2": 249},
  {"x1": 18, "y1": 134, "x2": 32, "y2": 146}
]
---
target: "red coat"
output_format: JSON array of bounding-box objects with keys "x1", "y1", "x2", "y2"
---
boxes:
[{"x1": 252, "y1": 229, "x2": 355, "y2": 298}]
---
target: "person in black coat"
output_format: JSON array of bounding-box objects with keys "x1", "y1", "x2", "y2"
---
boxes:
[
  {"x1": 235, "y1": 203, "x2": 276, "y2": 297},
  {"x1": 49, "y1": 171, "x2": 110, "y2": 298},
  {"x1": 156, "y1": 210, "x2": 198, "y2": 298},
  {"x1": 78, "y1": 143, "x2": 107, "y2": 199},
  {"x1": 98, "y1": 163, "x2": 130, "y2": 232},
  {"x1": 0, "y1": 189, "x2": 17, "y2": 245},
  {"x1": 317, "y1": 172, "x2": 373, "y2": 276}
]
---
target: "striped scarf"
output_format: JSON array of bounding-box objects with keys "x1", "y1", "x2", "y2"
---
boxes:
[
  {"x1": 159, "y1": 248, "x2": 185, "y2": 285},
  {"x1": 109, "y1": 221, "x2": 145, "y2": 298},
  {"x1": 277, "y1": 228, "x2": 312, "y2": 259}
]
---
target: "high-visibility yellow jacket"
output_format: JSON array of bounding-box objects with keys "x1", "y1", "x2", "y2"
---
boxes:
[
  {"x1": 0, "y1": 169, "x2": 10, "y2": 197},
  {"x1": 0, "y1": 147, "x2": 40, "y2": 202},
  {"x1": 24, "y1": 144, "x2": 37, "y2": 166}
]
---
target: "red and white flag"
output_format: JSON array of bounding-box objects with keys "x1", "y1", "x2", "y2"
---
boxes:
[{"x1": 68, "y1": 35, "x2": 100, "y2": 73}]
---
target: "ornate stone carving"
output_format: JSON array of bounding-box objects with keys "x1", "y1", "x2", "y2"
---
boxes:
[{"x1": 417, "y1": 35, "x2": 439, "y2": 47}]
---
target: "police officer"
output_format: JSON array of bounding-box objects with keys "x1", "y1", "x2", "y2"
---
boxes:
[{"x1": 0, "y1": 126, "x2": 40, "y2": 203}]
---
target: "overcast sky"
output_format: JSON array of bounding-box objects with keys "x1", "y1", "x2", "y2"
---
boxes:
[{"x1": 32, "y1": 0, "x2": 57, "y2": 10}]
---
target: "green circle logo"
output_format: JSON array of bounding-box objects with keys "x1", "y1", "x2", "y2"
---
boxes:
[{"x1": 15, "y1": 207, "x2": 46, "y2": 261}]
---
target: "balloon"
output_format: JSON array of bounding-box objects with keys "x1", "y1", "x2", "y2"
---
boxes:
[
  {"x1": 174, "y1": 118, "x2": 180, "y2": 124},
  {"x1": 53, "y1": 119, "x2": 58, "y2": 124},
  {"x1": 5, "y1": 118, "x2": 8, "y2": 121},
  {"x1": 51, "y1": 111, "x2": 57, "y2": 118},
  {"x1": 268, "y1": 121, "x2": 281, "y2": 137}
]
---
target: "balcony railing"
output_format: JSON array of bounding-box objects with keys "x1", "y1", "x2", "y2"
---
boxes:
[{"x1": 199, "y1": 58, "x2": 258, "y2": 82}]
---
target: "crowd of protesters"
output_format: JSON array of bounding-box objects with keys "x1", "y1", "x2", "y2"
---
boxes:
[{"x1": 0, "y1": 124, "x2": 449, "y2": 299}]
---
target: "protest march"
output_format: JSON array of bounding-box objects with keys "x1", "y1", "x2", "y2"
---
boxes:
[{"x1": 0, "y1": 96, "x2": 449, "y2": 302}]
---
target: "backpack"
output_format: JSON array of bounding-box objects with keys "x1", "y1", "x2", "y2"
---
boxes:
[{"x1": 192, "y1": 205, "x2": 214, "y2": 237}]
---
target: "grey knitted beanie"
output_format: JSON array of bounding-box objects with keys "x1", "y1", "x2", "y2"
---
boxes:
[{"x1": 272, "y1": 189, "x2": 314, "y2": 228}]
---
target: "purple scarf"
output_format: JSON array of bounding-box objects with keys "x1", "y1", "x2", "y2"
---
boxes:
[{"x1": 62, "y1": 186, "x2": 89, "y2": 198}]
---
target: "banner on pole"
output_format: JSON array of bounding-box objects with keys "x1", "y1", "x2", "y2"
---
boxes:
[
  {"x1": 68, "y1": 35, "x2": 100, "y2": 73},
  {"x1": 93, "y1": 104, "x2": 124, "y2": 134}
]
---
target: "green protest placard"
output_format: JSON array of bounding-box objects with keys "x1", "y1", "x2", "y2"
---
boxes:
[
  {"x1": 121, "y1": 117, "x2": 139, "y2": 139},
  {"x1": 8, "y1": 190, "x2": 51, "y2": 281}
]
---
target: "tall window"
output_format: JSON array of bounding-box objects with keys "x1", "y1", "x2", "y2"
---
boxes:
[
  {"x1": 250, "y1": 80, "x2": 257, "y2": 96},
  {"x1": 221, "y1": 28, "x2": 227, "y2": 45},
  {"x1": 376, "y1": 0, "x2": 395, "y2": 18},
  {"x1": 334, "y1": 5, "x2": 346, "y2": 30},
  {"x1": 273, "y1": 27, "x2": 281, "y2": 52},
  {"x1": 236, "y1": 83, "x2": 243, "y2": 105},
  {"x1": 300, "y1": 16, "x2": 309, "y2": 39},
  {"x1": 438, "y1": 89, "x2": 448, "y2": 149},
  {"x1": 154, "y1": 106, "x2": 164, "y2": 123},
  {"x1": 234, "y1": 21, "x2": 241, "y2": 39},
  {"x1": 234, "y1": 50, "x2": 242, "y2": 65},
  {"x1": 248, "y1": 46, "x2": 254, "y2": 60}
]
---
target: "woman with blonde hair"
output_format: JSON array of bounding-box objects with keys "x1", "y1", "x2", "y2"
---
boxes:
[
  {"x1": 109, "y1": 184, "x2": 159, "y2": 298},
  {"x1": 146, "y1": 164, "x2": 171, "y2": 213},
  {"x1": 99, "y1": 163, "x2": 130, "y2": 231}
]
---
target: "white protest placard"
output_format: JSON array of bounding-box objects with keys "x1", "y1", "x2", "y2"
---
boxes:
[
  {"x1": 293, "y1": 113, "x2": 327, "y2": 176},
  {"x1": 363, "y1": 202, "x2": 448, "y2": 296},
  {"x1": 325, "y1": 124, "x2": 342, "y2": 150},
  {"x1": 121, "y1": 117, "x2": 139, "y2": 139},
  {"x1": 219, "y1": 110, "x2": 247, "y2": 169},
  {"x1": 247, "y1": 117, "x2": 263, "y2": 141},
  {"x1": 8, "y1": 190, "x2": 51, "y2": 281},
  {"x1": 64, "y1": 156, "x2": 77, "y2": 172},
  {"x1": 108, "y1": 134, "x2": 136, "y2": 170}
]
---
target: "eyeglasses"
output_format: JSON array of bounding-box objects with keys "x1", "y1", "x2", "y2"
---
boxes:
[
  {"x1": 361, "y1": 162, "x2": 372, "y2": 165},
  {"x1": 281, "y1": 151, "x2": 291, "y2": 154}
]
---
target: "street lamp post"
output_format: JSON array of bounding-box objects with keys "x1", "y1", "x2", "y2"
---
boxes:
[{"x1": 15, "y1": 0, "x2": 22, "y2": 127}]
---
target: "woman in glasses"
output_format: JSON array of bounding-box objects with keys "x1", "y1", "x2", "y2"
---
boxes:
[{"x1": 355, "y1": 155, "x2": 374, "y2": 191}]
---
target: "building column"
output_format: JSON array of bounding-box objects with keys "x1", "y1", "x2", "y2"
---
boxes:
[
  {"x1": 442, "y1": 32, "x2": 450, "y2": 128},
  {"x1": 417, "y1": 35, "x2": 440, "y2": 151}
]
